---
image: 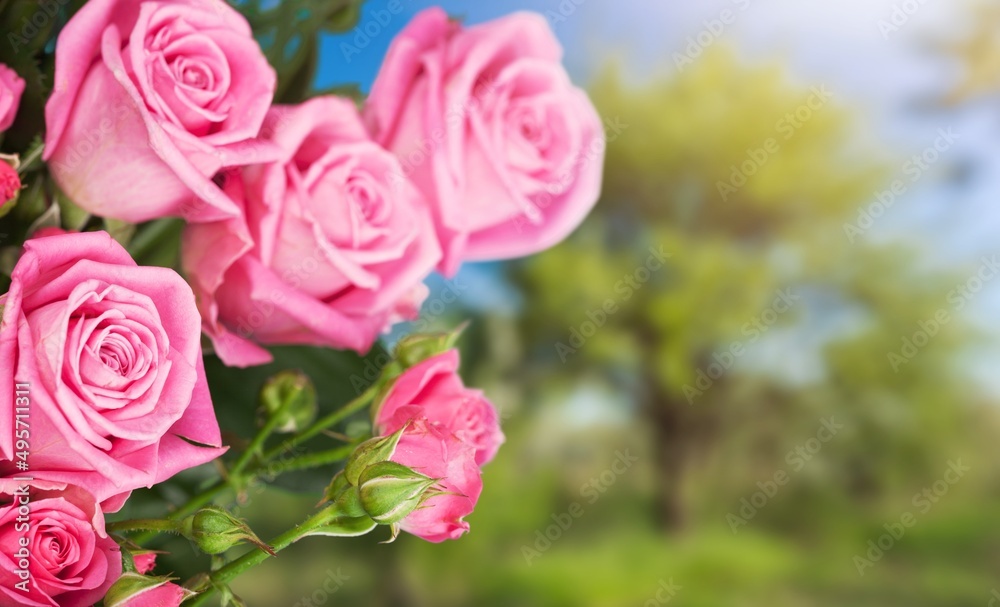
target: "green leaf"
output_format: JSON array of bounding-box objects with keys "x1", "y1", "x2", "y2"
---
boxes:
[
  {"x1": 234, "y1": 0, "x2": 369, "y2": 102},
  {"x1": 310, "y1": 515, "x2": 377, "y2": 538},
  {"x1": 324, "y1": 0, "x2": 363, "y2": 32}
]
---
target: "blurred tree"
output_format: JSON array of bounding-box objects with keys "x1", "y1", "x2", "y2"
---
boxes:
[
  {"x1": 937, "y1": 1, "x2": 1000, "y2": 103},
  {"x1": 223, "y1": 43, "x2": 1000, "y2": 607},
  {"x1": 511, "y1": 47, "x2": 991, "y2": 534}
]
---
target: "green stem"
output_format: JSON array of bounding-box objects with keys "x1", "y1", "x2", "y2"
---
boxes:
[
  {"x1": 260, "y1": 444, "x2": 356, "y2": 477},
  {"x1": 126, "y1": 218, "x2": 183, "y2": 262},
  {"x1": 16, "y1": 142, "x2": 44, "y2": 175},
  {"x1": 229, "y1": 414, "x2": 283, "y2": 480},
  {"x1": 260, "y1": 386, "x2": 378, "y2": 462},
  {"x1": 187, "y1": 508, "x2": 335, "y2": 606},
  {"x1": 108, "y1": 518, "x2": 184, "y2": 535},
  {"x1": 130, "y1": 390, "x2": 375, "y2": 565},
  {"x1": 131, "y1": 482, "x2": 231, "y2": 545}
]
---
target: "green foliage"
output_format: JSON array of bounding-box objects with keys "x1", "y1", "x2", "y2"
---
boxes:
[
  {"x1": 233, "y1": 0, "x2": 366, "y2": 102},
  {"x1": 471, "y1": 44, "x2": 1000, "y2": 606}
]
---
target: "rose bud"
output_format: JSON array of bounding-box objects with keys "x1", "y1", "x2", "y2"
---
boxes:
[
  {"x1": 344, "y1": 425, "x2": 406, "y2": 486},
  {"x1": 181, "y1": 506, "x2": 274, "y2": 556},
  {"x1": 378, "y1": 418, "x2": 481, "y2": 542},
  {"x1": 0, "y1": 158, "x2": 19, "y2": 214},
  {"x1": 393, "y1": 323, "x2": 467, "y2": 369},
  {"x1": 130, "y1": 551, "x2": 158, "y2": 575},
  {"x1": 257, "y1": 370, "x2": 317, "y2": 433},
  {"x1": 358, "y1": 461, "x2": 438, "y2": 526},
  {"x1": 103, "y1": 573, "x2": 195, "y2": 607},
  {"x1": 376, "y1": 350, "x2": 504, "y2": 466}
]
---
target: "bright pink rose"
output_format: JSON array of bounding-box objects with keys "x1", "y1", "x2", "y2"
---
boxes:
[
  {"x1": 44, "y1": 0, "x2": 277, "y2": 223},
  {"x1": 0, "y1": 64, "x2": 24, "y2": 132},
  {"x1": 377, "y1": 350, "x2": 504, "y2": 465},
  {"x1": 116, "y1": 581, "x2": 187, "y2": 606},
  {"x1": 0, "y1": 479, "x2": 121, "y2": 607},
  {"x1": 366, "y1": 9, "x2": 604, "y2": 276},
  {"x1": 104, "y1": 574, "x2": 190, "y2": 607},
  {"x1": 183, "y1": 97, "x2": 441, "y2": 367},
  {"x1": 374, "y1": 351, "x2": 504, "y2": 541},
  {"x1": 0, "y1": 161, "x2": 18, "y2": 205},
  {"x1": 0, "y1": 232, "x2": 225, "y2": 511},
  {"x1": 130, "y1": 552, "x2": 157, "y2": 575}
]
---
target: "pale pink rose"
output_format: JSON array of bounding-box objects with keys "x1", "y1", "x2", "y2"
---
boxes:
[
  {"x1": 0, "y1": 479, "x2": 121, "y2": 607},
  {"x1": 44, "y1": 0, "x2": 277, "y2": 223},
  {"x1": 376, "y1": 350, "x2": 504, "y2": 466},
  {"x1": 0, "y1": 232, "x2": 225, "y2": 511},
  {"x1": 0, "y1": 64, "x2": 24, "y2": 132},
  {"x1": 374, "y1": 351, "x2": 504, "y2": 541},
  {"x1": 366, "y1": 9, "x2": 604, "y2": 276},
  {"x1": 183, "y1": 97, "x2": 441, "y2": 367}
]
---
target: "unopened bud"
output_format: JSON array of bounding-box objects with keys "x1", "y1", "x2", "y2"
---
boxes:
[
  {"x1": 394, "y1": 323, "x2": 467, "y2": 369},
  {"x1": 103, "y1": 573, "x2": 196, "y2": 607},
  {"x1": 344, "y1": 425, "x2": 407, "y2": 486},
  {"x1": 258, "y1": 370, "x2": 317, "y2": 433},
  {"x1": 0, "y1": 157, "x2": 20, "y2": 218},
  {"x1": 358, "y1": 461, "x2": 437, "y2": 525},
  {"x1": 181, "y1": 507, "x2": 274, "y2": 556},
  {"x1": 129, "y1": 550, "x2": 158, "y2": 575}
]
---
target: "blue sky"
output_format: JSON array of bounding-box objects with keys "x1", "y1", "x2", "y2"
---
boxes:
[{"x1": 316, "y1": 0, "x2": 556, "y2": 92}]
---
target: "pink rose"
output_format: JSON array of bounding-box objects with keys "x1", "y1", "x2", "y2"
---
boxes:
[
  {"x1": 115, "y1": 581, "x2": 187, "y2": 606},
  {"x1": 0, "y1": 161, "x2": 18, "y2": 206},
  {"x1": 0, "y1": 65, "x2": 24, "y2": 132},
  {"x1": 130, "y1": 552, "x2": 157, "y2": 575},
  {"x1": 386, "y1": 419, "x2": 481, "y2": 543},
  {"x1": 0, "y1": 232, "x2": 225, "y2": 511},
  {"x1": 103, "y1": 574, "x2": 191, "y2": 607},
  {"x1": 366, "y1": 9, "x2": 604, "y2": 276},
  {"x1": 0, "y1": 479, "x2": 121, "y2": 607},
  {"x1": 376, "y1": 351, "x2": 504, "y2": 465},
  {"x1": 183, "y1": 97, "x2": 441, "y2": 367},
  {"x1": 374, "y1": 351, "x2": 504, "y2": 541},
  {"x1": 44, "y1": 0, "x2": 277, "y2": 223}
]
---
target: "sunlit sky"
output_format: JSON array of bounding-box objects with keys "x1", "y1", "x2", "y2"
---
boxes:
[{"x1": 318, "y1": 0, "x2": 1000, "y2": 394}]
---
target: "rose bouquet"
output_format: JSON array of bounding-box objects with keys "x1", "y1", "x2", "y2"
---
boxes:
[{"x1": 0, "y1": 0, "x2": 603, "y2": 604}]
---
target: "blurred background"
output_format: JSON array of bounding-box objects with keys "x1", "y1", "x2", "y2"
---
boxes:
[{"x1": 132, "y1": 0, "x2": 1000, "y2": 604}]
